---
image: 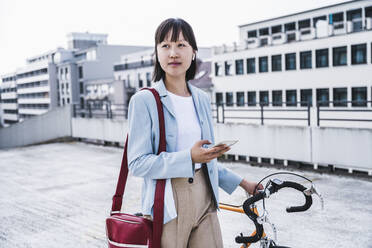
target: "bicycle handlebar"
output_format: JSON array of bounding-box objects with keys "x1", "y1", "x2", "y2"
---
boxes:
[{"x1": 235, "y1": 180, "x2": 313, "y2": 244}]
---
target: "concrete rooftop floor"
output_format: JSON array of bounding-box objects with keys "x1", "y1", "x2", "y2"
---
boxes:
[{"x1": 0, "y1": 142, "x2": 371, "y2": 248}]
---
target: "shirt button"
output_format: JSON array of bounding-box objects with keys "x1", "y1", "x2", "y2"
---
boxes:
[{"x1": 188, "y1": 178, "x2": 194, "y2": 183}]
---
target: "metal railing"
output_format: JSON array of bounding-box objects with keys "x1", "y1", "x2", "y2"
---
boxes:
[
  {"x1": 317, "y1": 100, "x2": 372, "y2": 126},
  {"x1": 72, "y1": 102, "x2": 128, "y2": 119},
  {"x1": 72, "y1": 100, "x2": 372, "y2": 127},
  {"x1": 212, "y1": 101, "x2": 312, "y2": 126}
]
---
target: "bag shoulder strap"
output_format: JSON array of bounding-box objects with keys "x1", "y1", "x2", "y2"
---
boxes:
[{"x1": 110, "y1": 87, "x2": 166, "y2": 248}]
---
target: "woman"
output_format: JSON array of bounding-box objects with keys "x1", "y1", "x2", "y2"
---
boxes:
[{"x1": 127, "y1": 18, "x2": 263, "y2": 248}]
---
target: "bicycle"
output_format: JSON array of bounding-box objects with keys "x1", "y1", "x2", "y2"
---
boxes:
[{"x1": 220, "y1": 172, "x2": 324, "y2": 248}]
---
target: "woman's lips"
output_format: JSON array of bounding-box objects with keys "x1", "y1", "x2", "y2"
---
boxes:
[{"x1": 169, "y1": 62, "x2": 181, "y2": 66}]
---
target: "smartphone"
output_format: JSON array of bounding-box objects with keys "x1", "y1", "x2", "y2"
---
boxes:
[{"x1": 213, "y1": 140, "x2": 238, "y2": 148}]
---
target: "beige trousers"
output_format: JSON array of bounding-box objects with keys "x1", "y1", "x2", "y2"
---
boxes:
[{"x1": 161, "y1": 168, "x2": 224, "y2": 248}]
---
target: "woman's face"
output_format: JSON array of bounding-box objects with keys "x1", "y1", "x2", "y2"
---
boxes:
[{"x1": 156, "y1": 30, "x2": 195, "y2": 80}]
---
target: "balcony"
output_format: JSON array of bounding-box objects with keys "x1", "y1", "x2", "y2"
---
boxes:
[
  {"x1": 299, "y1": 27, "x2": 315, "y2": 40},
  {"x1": 3, "y1": 113, "x2": 18, "y2": 121},
  {"x1": 18, "y1": 98, "x2": 51, "y2": 104},
  {"x1": 17, "y1": 85, "x2": 50, "y2": 94},
  {"x1": 271, "y1": 33, "x2": 286, "y2": 45},
  {"x1": 1, "y1": 103, "x2": 18, "y2": 110},
  {"x1": 1, "y1": 92, "x2": 17, "y2": 99},
  {"x1": 246, "y1": 38, "x2": 259, "y2": 49},
  {"x1": 18, "y1": 108, "x2": 48, "y2": 115},
  {"x1": 17, "y1": 74, "x2": 49, "y2": 85}
]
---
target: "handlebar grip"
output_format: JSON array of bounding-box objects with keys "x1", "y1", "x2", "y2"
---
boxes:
[
  {"x1": 277, "y1": 181, "x2": 313, "y2": 213},
  {"x1": 235, "y1": 192, "x2": 266, "y2": 244},
  {"x1": 243, "y1": 191, "x2": 266, "y2": 206}
]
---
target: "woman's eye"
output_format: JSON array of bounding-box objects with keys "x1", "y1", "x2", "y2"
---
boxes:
[
  {"x1": 178, "y1": 43, "x2": 186, "y2": 47},
  {"x1": 162, "y1": 44, "x2": 169, "y2": 48}
]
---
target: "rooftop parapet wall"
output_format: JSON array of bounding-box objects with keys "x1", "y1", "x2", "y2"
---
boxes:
[{"x1": 1, "y1": 112, "x2": 371, "y2": 172}]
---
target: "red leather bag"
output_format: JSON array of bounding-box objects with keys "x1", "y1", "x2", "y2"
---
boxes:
[{"x1": 106, "y1": 88, "x2": 166, "y2": 248}]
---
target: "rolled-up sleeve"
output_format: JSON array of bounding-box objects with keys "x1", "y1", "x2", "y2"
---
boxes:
[
  {"x1": 217, "y1": 163, "x2": 243, "y2": 194},
  {"x1": 127, "y1": 92, "x2": 194, "y2": 179}
]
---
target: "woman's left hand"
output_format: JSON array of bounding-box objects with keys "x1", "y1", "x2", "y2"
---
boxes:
[{"x1": 239, "y1": 179, "x2": 264, "y2": 195}]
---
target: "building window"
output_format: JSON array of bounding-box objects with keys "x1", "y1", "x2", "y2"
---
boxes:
[
  {"x1": 300, "y1": 89, "x2": 312, "y2": 107},
  {"x1": 146, "y1": 72, "x2": 151, "y2": 87},
  {"x1": 299, "y1": 19, "x2": 311, "y2": 30},
  {"x1": 347, "y1": 9, "x2": 362, "y2": 32},
  {"x1": 62, "y1": 98, "x2": 65, "y2": 105},
  {"x1": 138, "y1": 73, "x2": 143, "y2": 88},
  {"x1": 271, "y1": 25, "x2": 282, "y2": 34},
  {"x1": 300, "y1": 51, "x2": 312, "y2": 69},
  {"x1": 352, "y1": 87, "x2": 367, "y2": 107},
  {"x1": 67, "y1": 98, "x2": 70, "y2": 104},
  {"x1": 247, "y1": 30, "x2": 257, "y2": 38},
  {"x1": 215, "y1": 92, "x2": 223, "y2": 106},
  {"x1": 236, "y1": 92, "x2": 245, "y2": 106},
  {"x1": 271, "y1": 55, "x2": 282, "y2": 72},
  {"x1": 286, "y1": 90, "x2": 297, "y2": 107},
  {"x1": 272, "y1": 90, "x2": 282, "y2": 106},
  {"x1": 285, "y1": 53, "x2": 296, "y2": 70},
  {"x1": 259, "y1": 56, "x2": 268, "y2": 73},
  {"x1": 247, "y1": 58, "x2": 255, "y2": 74},
  {"x1": 259, "y1": 28, "x2": 269, "y2": 36},
  {"x1": 214, "y1": 62, "x2": 223, "y2": 76},
  {"x1": 235, "y1": 59, "x2": 244, "y2": 75},
  {"x1": 332, "y1": 12, "x2": 344, "y2": 29},
  {"x1": 316, "y1": 48, "x2": 329, "y2": 68},
  {"x1": 247, "y1": 91, "x2": 256, "y2": 106},
  {"x1": 285, "y1": 22, "x2": 296, "y2": 31},
  {"x1": 316, "y1": 88, "x2": 329, "y2": 107},
  {"x1": 351, "y1": 44, "x2": 367, "y2": 65},
  {"x1": 78, "y1": 66, "x2": 83, "y2": 79},
  {"x1": 80, "y1": 97, "x2": 84, "y2": 108},
  {"x1": 333, "y1": 87, "x2": 347, "y2": 107},
  {"x1": 226, "y1": 92, "x2": 233, "y2": 106},
  {"x1": 79, "y1": 82, "x2": 84, "y2": 94},
  {"x1": 259, "y1": 91, "x2": 269, "y2": 106},
  {"x1": 225, "y1": 61, "x2": 233, "y2": 76},
  {"x1": 333, "y1": 46, "x2": 347, "y2": 66}
]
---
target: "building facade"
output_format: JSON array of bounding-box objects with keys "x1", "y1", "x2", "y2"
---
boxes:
[
  {"x1": 0, "y1": 72, "x2": 18, "y2": 125},
  {"x1": 212, "y1": 0, "x2": 372, "y2": 127},
  {"x1": 0, "y1": 32, "x2": 150, "y2": 126}
]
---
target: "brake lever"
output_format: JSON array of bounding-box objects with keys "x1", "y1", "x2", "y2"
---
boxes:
[
  {"x1": 303, "y1": 183, "x2": 324, "y2": 210},
  {"x1": 257, "y1": 209, "x2": 277, "y2": 243}
]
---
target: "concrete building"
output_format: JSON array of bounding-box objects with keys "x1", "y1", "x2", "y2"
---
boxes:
[
  {"x1": 0, "y1": 72, "x2": 18, "y2": 125},
  {"x1": 55, "y1": 32, "x2": 151, "y2": 109},
  {"x1": 112, "y1": 47, "x2": 213, "y2": 107},
  {"x1": 212, "y1": 0, "x2": 372, "y2": 127},
  {"x1": 16, "y1": 50, "x2": 60, "y2": 121},
  {"x1": 0, "y1": 32, "x2": 150, "y2": 126}
]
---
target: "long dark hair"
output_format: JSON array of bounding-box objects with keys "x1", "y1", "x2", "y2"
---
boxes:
[{"x1": 152, "y1": 18, "x2": 198, "y2": 82}]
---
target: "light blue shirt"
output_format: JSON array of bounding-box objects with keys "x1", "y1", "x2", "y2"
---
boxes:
[{"x1": 127, "y1": 79, "x2": 243, "y2": 224}]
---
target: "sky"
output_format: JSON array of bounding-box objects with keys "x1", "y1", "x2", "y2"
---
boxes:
[{"x1": 0, "y1": 0, "x2": 348, "y2": 76}]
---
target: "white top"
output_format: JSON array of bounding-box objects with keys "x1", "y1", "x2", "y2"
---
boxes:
[{"x1": 167, "y1": 90, "x2": 202, "y2": 170}]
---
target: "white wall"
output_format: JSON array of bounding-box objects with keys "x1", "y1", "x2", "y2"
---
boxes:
[
  {"x1": 0, "y1": 105, "x2": 72, "y2": 149},
  {"x1": 70, "y1": 118, "x2": 372, "y2": 171}
]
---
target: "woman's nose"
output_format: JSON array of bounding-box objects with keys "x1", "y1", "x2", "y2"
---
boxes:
[{"x1": 169, "y1": 47, "x2": 178, "y2": 58}]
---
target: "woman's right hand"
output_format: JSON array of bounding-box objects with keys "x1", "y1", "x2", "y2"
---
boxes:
[{"x1": 190, "y1": 140, "x2": 230, "y2": 163}]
